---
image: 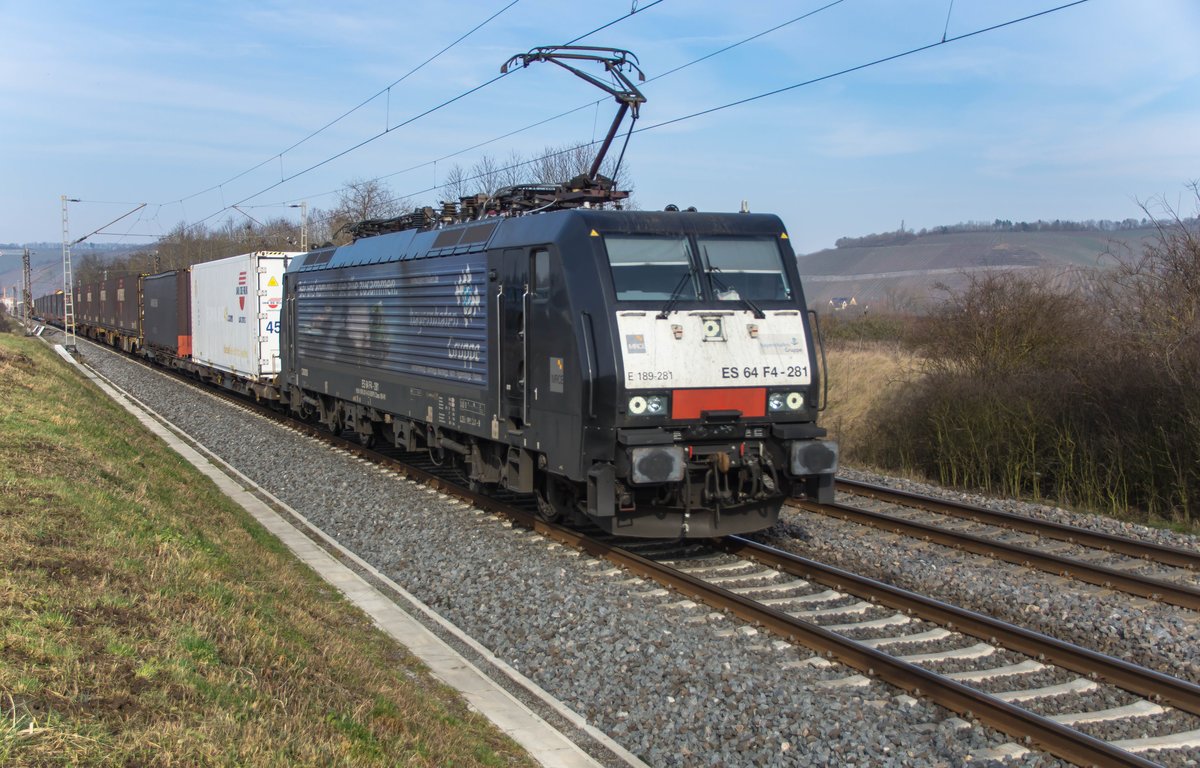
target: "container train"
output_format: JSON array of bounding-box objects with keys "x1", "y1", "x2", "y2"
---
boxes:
[
  {"x1": 35, "y1": 201, "x2": 838, "y2": 538},
  {"x1": 37, "y1": 47, "x2": 837, "y2": 538}
]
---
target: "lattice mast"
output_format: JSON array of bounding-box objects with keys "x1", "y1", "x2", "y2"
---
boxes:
[
  {"x1": 61, "y1": 195, "x2": 78, "y2": 352},
  {"x1": 21, "y1": 248, "x2": 32, "y2": 323}
]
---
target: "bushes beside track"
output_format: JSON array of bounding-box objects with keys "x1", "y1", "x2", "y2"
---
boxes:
[{"x1": 856, "y1": 199, "x2": 1200, "y2": 527}]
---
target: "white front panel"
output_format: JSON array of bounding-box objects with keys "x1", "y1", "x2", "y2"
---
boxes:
[
  {"x1": 616, "y1": 310, "x2": 812, "y2": 390},
  {"x1": 191, "y1": 251, "x2": 296, "y2": 378}
]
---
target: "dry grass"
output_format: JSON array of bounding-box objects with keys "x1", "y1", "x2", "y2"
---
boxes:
[
  {"x1": 821, "y1": 340, "x2": 922, "y2": 464},
  {"x1": 0, "y1": 331, "x2": 535, "y2": 767}
]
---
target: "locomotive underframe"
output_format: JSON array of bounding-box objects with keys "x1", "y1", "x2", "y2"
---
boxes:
[{"x1": 284, "y1": 379, "x2": 837, "y2": 538}]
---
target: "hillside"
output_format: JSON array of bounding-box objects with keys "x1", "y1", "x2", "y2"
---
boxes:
[
  {"x1": 0, "y1": 243, "x2": 143, "y2": 301},
  {"x1": 797, "y1": 227, "x2": 1160, "y2": 312},
  {"x1": 5, "y1": 226, "x2": 1166, "y2": 313}
]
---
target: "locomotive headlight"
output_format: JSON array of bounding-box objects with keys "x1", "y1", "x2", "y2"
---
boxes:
[
  {"x1": 769, "y1": 391, "x2": 806, "y2": 412},
  {"x1": 628, "y1": 394, "x2": 668, "y2": 417}
]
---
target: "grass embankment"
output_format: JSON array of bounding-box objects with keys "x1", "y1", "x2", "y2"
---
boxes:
[{"x1": 0, "y1": 329, "x2": 533, "y2": 766}]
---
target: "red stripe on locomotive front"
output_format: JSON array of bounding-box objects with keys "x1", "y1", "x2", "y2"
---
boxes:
[{"x1": 671, "y1": 388, "x2": 766, "y2": 420}]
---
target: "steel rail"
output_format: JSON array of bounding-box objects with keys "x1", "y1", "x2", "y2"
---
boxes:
[
  {"x1": 837, "y1": 478, "x2": 1200, "y2": 571},
  {"x1": 791, "y1": 498, "x2": 1200, "y2": 611},
  {"x1": 584, "y1": 539, "x2": 1159, "y2": 767},
  {"x1": 721, "y1": 536, "x2": 1200, "y2": 718}
]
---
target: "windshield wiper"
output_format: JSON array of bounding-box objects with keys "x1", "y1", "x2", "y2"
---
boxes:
[
  {"x1": 657, "y1": 270, "x2": 696, "y2": 319},
  {"x1": 707, "y1": 263, "x2": 765, "y2": 318}
]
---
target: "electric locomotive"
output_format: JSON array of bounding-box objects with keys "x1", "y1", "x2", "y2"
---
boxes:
[
  {"x1": 278, "y1": 45, "x2": 836, "y2": 538},
  {"x1": 279, "y1": 201, "x2": 836, "y2": 538}
]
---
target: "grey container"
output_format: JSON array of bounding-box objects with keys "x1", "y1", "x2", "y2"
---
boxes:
[{"x1": 143, "y1": 270, "x2": 192, "y2": 357}]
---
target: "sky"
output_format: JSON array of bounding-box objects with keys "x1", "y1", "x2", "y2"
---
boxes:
[{"x1": 1, "y1": 0, "x2": 1197, "y2": 260}]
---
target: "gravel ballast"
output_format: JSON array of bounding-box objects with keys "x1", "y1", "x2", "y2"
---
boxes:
[{"x1": 67, "y1": 339, "x2": 1200, "y2": 766}]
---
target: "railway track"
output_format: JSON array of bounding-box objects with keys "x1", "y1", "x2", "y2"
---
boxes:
[
  {"x1": 61, "y1": 337, "x2": 1200, "y2": 766},
  {"x1": 613, "y1": 537, "x2": 1200, "y2": 766},
  {"x1": 167, "y1": 382, "x2": 1200, "y2": 765},
  {"x1": 788, "y1": 479, "x2": 1200, "y2": 610}
]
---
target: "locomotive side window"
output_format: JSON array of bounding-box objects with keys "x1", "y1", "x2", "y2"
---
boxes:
[
  {"x1": 603, "y1": 235, "x2": 698, "y2": 301},
  {"x1": 532, "y1": 248, "x2": 550, "y2": 297},
  {"x1": 699, "y1": 237, "x2": 793, "y2": 301}
]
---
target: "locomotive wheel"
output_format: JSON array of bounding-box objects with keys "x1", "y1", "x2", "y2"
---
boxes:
[
  {"x1": 535, "y1": 488, "x2": 562, "y2": 523},
  {"x1": 535, "y1": 477, "x2": 576, "y2": 524}
]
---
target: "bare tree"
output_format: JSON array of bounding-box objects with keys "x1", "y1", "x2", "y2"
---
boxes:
[
  {"x1": 441, "y1": 163, "x2": 470, "y2": 202},
  {"x1": 336, "y1": 178, "x2": 405, "y2": 221},
  {"x1": 306, "y1": 206, "x2": 336, "y2": 249},
  {"x1": 531, "y1": 143, "x2": 592, "y2": 185},
  {"x1": 531, "y1": 142, "x2": 633, "y2": 193},
  {"x1": 327, "y1": 178, "x2": 412, "y2": 243},
  {"x1": 1101, "y1": 183, "x2": 1200, "y2": 386},
  {"x1": 495, "y1": 149, "x2": 531, "y2": 190},
  {"x1": 468, "y1": 155, "x2": 505, "y2": 198}
]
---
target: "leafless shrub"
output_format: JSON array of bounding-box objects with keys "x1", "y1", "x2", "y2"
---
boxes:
[{"x1": 865, "y1": 192, "x2": 1200, "y2": 524}]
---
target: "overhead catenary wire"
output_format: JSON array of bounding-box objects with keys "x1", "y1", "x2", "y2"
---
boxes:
[
  {"x1": 382, "y1": 0, "x2": 1092, "y2": 205},
  {"x1": 164, "y1": 1, "x2": 668, "y2": 237},
  {"x1": 194, "y1": 0, "x2": 1095, "y2": 239},
  {"x1": 941, "y1": 0, "x2": 957, "y2": 42},
  {"x1": 249, "y1": 0, "x2": 846, "y2": 211},
  {"x1": 638, "y1": 0, "x2": 1092, "y2": 134},
  {"x1": 124, "y1": 0, "x2": 1089, "y2": 248},
  {"x1": 171, "y1": 0, "x2": 524, "y2": 207}
]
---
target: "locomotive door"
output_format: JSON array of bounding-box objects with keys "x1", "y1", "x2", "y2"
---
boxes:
[
  {"x1": 283, "y1": 275, "x2": 297, "y2": 384},
  {"x1": 499, "y1": 248, "x2": 529, "y2": 429},
  {"x1": 499, "y1": 247, "x2": 553, "y2": 431}
]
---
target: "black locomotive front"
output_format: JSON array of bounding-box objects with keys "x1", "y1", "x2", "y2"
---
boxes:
[{"x1": 556, "y1": 210, "x2": 838, "y2": 537}]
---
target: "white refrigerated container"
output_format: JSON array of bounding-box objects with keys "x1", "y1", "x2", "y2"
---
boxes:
[{"x1": 190, "y1": 251, "x2": 298, "y2": 379}]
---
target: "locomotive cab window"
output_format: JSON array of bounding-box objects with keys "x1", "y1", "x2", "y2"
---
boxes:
[
  {"x1": 699, "y1": 236, "x2": 793, "y2": 301},
  {"x1": 603, "y1": 235, "x2": 699, "y2": 301},
  {"x1": 532, "y1": 248, "x2": 550, "y2": 298}
]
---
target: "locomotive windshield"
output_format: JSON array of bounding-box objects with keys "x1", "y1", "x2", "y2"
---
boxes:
[
  {"x1": 603, "y1": 232, "x2": 792, "y2": 303},
  {"x1": 699, "y1": 237, "x2": 793, "y2": 301},
  {"x1": 604, "y1": 235, "x2": 700, "y2": 301}
]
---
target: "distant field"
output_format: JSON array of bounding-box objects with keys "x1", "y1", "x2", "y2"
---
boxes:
[
  {"x1": 798, "y1": 228, "x2": 1159, "y2": 311},
  {"x1": 0, "y1": 328, "x2": 533, "y2": 767}
]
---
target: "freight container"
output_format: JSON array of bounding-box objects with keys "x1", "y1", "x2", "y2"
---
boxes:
[
  {"x1": 191, "y1": 251, "x2": 297, "y2": 379},
  {"x1": 96, "y1": 275, "x2": 140, "y2": 334},
  {"x1": 75, "y1": 283, "x2": 94, "y2": 326},
  {"x1": 72, "y1": 276, "x2": 140, "y2": 350},
  {"x1": 143, "y1": 270, "x2": 191, "y2": 357},
  {"x1": 34, "y1": 291, "x2": 65, "y2": 324}
]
